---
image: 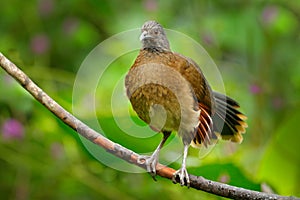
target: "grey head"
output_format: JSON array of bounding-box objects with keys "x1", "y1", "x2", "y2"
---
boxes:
[{"x1": 140, "y1": 20, "x2": 170, "y2": 51}]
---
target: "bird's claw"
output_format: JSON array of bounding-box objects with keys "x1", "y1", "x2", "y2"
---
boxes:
[
  {"x1": 137, "y1": 155, "x2": 158, "y2": 181},
  {"x1": 172, "y1": 167, "x2": 190, "y2": 187}
]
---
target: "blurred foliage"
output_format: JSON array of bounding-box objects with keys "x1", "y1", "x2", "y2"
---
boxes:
[{"x1": 1, "y1": 0, "x2": 300, "y2": 199}]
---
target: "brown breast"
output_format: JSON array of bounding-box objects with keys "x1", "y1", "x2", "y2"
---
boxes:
[
  {"x1": 128, "y1": 49, "x2": 214, "y2": 111},
  {"x1": 125, "y1": 50, "x2": 215, "y2": 141}
]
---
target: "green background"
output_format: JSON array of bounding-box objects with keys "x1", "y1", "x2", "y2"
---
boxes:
[{"x1": 1, "y1": 1, "x2": 300, "y2": 199}]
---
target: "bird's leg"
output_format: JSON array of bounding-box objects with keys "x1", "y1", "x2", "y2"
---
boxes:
[
  {"x1": 172, "y1": 143, "x2": 190, "y2": 187},
  {"x1": 137, "y1": 131, "x2": 171, "y2": 180}
]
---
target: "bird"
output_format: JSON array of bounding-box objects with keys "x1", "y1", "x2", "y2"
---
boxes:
[{"x1": 125, "y1": 20, "x2": 247, "y2": 186}]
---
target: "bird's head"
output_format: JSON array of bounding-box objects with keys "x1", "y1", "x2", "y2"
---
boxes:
[{"x1": 140, "y1": 20, "x2": 170, "y2": 51}]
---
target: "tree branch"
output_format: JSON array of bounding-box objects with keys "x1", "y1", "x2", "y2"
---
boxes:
[{"x1": 0, "y1": 52, "x2": 298, "y2": 200}]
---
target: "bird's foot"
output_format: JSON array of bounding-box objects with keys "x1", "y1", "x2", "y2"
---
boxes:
[
  {"x1": 172, "y1": 167, "x2": 190, "y2": 187},
  {"x1": 137, "y1": 155, "x2": 158, "y2": 181}
]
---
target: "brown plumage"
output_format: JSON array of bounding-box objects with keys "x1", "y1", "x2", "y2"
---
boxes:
[{"x1": 125, "y1": 20, "x2": 247, "y2": 186}]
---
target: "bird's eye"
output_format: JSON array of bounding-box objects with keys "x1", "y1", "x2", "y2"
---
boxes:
[{"x1": 154, "y1": 30, "x2": 159, "y2": 35}]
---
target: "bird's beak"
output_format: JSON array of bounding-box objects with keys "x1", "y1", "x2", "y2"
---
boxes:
[{"x1": 139, "y1": 31, "x2": 152, "y2": 41}]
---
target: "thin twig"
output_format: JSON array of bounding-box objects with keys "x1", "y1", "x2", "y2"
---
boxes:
[{"x1": 0, "y1": 52, "x2": 298, "y2": 200}]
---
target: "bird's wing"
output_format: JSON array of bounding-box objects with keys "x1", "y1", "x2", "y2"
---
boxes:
[
  {"x1": 172, "y1": 52, "x2": 215, "y2": 112},
  {"x1": 170, "y1": 53, "x2": 218, "y2": 146}
]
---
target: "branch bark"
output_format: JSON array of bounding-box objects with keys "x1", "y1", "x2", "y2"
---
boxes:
[{"x1": 0, "y1": 52, "x2": 298, "y2": 200}]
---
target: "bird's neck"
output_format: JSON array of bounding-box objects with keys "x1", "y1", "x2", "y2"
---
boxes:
[
  {"x1": 142, "y1": 39, "x2": 171, "y2": 53},
  {"x1": 142, "y1": 46, "x2": 171, "y2": 53}
]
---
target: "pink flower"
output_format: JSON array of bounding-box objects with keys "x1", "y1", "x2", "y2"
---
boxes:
[
  {"x1": 62, "y1": 17, "x2": 79, "y2": 35},
  {"x1": 38, "y1": 0, "x2": 54, "y2": 17},
  {"x1": 249, "y1": 84, "x2": 262, "y2": 94},
  {"x1": 218, "y1": 173, "x2": 230, "y2": 183},
  {"x1": 2, "y1": 119, "x2": 24, "y2": 140},
  {"x1": 261, "y1": 5, "x2": 278, "y2": 25},
  {"x1": 30, "y1": 34, "x2": 50, "y2": 55},
  {"x1": 144, "y1": 0, "x2": 158, "y2": 12}
]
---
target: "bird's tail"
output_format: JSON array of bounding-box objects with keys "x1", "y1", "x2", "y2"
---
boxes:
[{"x1": 212, "y1": 92, "x2": 247, "y2": 143}]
